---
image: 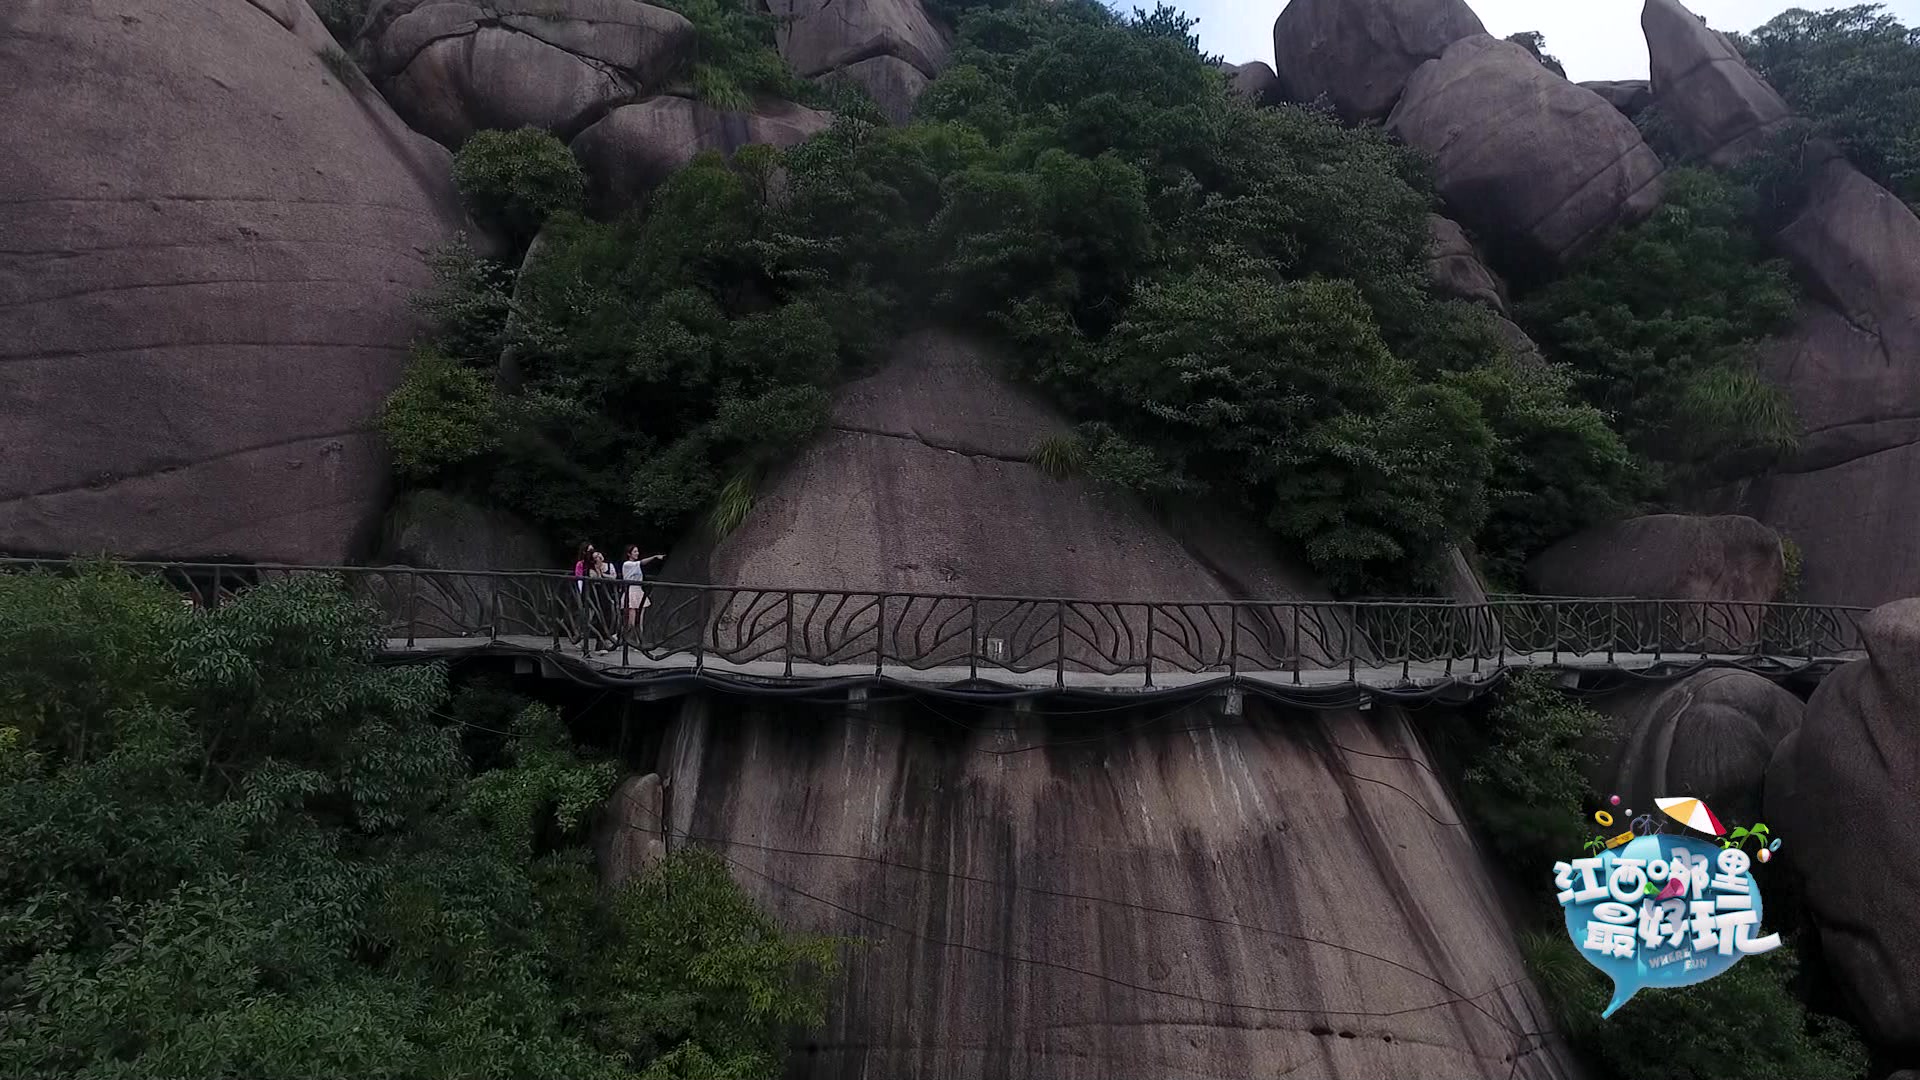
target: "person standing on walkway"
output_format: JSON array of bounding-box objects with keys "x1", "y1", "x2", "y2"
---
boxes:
[
  {"x1": 621, "y1": 546, "x2": 665, "y2": 646},
  {"x1": 570, "y1": 542, "x2": 595, "y2": 646},
  {"x1": 586, "y1": 549, "x2": 620, "y2": 653}
]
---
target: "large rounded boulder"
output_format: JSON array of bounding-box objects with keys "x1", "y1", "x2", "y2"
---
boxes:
[
  {"x1": 571, "y1": 95, "x2": 833, "y2": 212},
  {"x1": 1592, "y1": 669, "x2": 1803, "y2": 825},
  {"x1": 358, "y1": 0, "x2": 695, "y2": 147},
  {"x1": 0, "y1": 0, "x2": 468, "y2": 564},
  {"x1": 1388, "y1": 35, "x2": 1665, "y2": 269},
  {"x1": 1642, "y1": 0, "x2": 1790, "y2": 165},
  {"x1": 1715, "y1": 158, "x2": 1920, "y2": 607},
  {"x1": 1527, "y1": 514, "x2": 1785, "y2": 603},
  {"x1": 1271, "y1": 0, "x2": 1486, "y2": 121},
  {"x1": 766, "y1": 0, "x2": 948, "y2": 124},
  {"x1": 1766, "y1": 598, "x2": 1920, "y2": 1058}
]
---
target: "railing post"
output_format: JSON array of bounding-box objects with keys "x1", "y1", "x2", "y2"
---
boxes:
[
  {"x1": 490, "y1": 582, "x2": 502, "y2": 644},
  {"x1": 784, "y1": 591, "x2": 795, "y2": 678},
  {"x1": 1401, "y1": 605, "x2": 1411, "y2": 681},
  {"x1": 211, "y1": 564, "x2": 222, "y2": 611},
  {"x1": 1347, "y1": 603, "x2": 1358, "y2": 684},
  {"x1": 1654, "y1": 599, "x2": 1664, "y2": 661},
  {"x1": 694, "y1": 589, "x2": 707, "y2": 674},
  {"x1": 551, "y1": 578, "x2": 562, "y2": 651},
  {"x1": 1055, "y1": 600, "x2": 1066, "y2": 690},
  {"x1": 1144, "y1": 605, "x2": 1156, "y2": 688},
  {"x1": 1608, "y1": 602, "x2": 1617, "y2": 664},
  {"x1": 620, "y1": 584, "x2": 630, "y2": 668},
  {"x1": 969, "y1": 597, "x2": 980, "y2": 681},
  {"x1": 1290, "y1": 605, "x2": 1300, "y2": 685},
  {"x1": 1550, "y1": 602, "x2": 1560, "y2": 665},
  {"x1": 877, "y1": 594, "x2": 888, "y2": 678},
  {"x1": 1229, "y1": 603, "x2": 1241, "y2": 680},
  {"x1": 408, "y1": 571, "x2": 418, "y2": 649}
]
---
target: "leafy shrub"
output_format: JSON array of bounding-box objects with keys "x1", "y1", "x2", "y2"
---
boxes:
[
  {"x1": 452, "y1": 128, "x2": 587, "y2": 248},
  {"x1": 651, "y1": 0, "x2": 811, "y2": 109},
  {"x1": 1447, "y1": 358, "x2": 1647, "y2": 585},
  {"x1": 1523, "y1": 933, "x2": 1868, "y2": 1080},
  {"x1": 379, "y1": 347, "x2": 501, "y2": 478},
  {"x1": 1458, "y1": 672, "x2": 1603, "y2": 869},
  {"x1": 0, "y1": 565, "x2": 840, "y2": 1079}
]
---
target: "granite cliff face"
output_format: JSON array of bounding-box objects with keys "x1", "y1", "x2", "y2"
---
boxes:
[
  {"x1": 0, "y1": 0, "x2": 468, "y2": 564},
  {"x1": 653, "y1": 695, "x2": 1575, "y2": 1080},
  {"x1": 649, "y1": 330, "x2": 1577, "y2": 1080}
]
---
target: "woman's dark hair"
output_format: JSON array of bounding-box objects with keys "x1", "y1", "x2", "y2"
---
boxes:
[
  {"x1": 626, "y1": 545, "x2": 640, "y2": 559},
  {"x1": 576, "y1": 542, "x2": 592, "y2": 562}
]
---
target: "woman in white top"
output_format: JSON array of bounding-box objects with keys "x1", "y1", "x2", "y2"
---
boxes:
[{"x1": 621, "y1": 545, "x2": 664, "y2": 645}]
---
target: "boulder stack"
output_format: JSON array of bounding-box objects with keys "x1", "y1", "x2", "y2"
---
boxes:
[
  {"x1": 1389, "y1": 35, "x2": 1665, "y2": 269},
  {"x1": 358, "y1": 0, "x2": 696, "y2": 147},
  {"x1": 1271, "y1": 0, "x2": 1486, "y2": 120}
]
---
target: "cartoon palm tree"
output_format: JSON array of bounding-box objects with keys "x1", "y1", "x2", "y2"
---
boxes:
[{"x1": 1583, "y1": 835, "x2": 1607, "y2": 855}]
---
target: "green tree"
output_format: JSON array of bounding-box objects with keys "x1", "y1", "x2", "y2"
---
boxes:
[
  {"x1": 1506, "y1": 30, "x2": 1568, "y2": 77},
  {"x1": 386, "y1": 0, "x2": 1649, "y2": 591},
  {"x1": 1457, "y1": 672, "x2": 1603, "y2": 869},
  {"x1": 1737, "y1": 5, "x2": 1920, "y2": 205},
  {"x1": 1523, "y1": 934, "x2": 1867, "y2": 1080},
  {"x1": 651, "y1": 0, "x2": 812, "y2": 108},
  {"x1": 0, "y1": 565, "x2": 841, "y2": 1079},
  {"x1": 453, "y1": 128, "x2": 587, "y2": 249},
  {"x1": 1517, "y1": 168, "x2": 1799, "y2": 484}
]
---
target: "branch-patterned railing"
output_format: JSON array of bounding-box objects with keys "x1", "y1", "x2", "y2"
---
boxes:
[{"x1": 0, "y1": 560, "x2": 1870, "y2": 686}]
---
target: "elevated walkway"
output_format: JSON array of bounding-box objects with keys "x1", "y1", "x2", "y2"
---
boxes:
[{"x1": 4, "y1": 560, "x2": 1866, "y2": 707}]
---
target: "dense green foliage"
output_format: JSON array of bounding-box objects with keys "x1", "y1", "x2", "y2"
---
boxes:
[
  {"x1": 651, "y1": 0, "x2": 815, "y2": 109},
  {"x1": 0, "y1": 567, "x2": 839, "y2": 1078},
  {"x1": 1524, "y1": 933, "x2": 1867, "y2": 1080},
  {"x1": 453, "y1": 128, "x2": 588, "y2": 249},
  {"x1": 388, "y1": 0, "x2": 1641, "y2": 591},
  {"x1": 1517, "y1": 168, "x2": 1799, "y2": 487},
  {"x1": 1738, "y1": 4, "x2": 1920, "y2": 206},
  {"x1": 1456, "y1": 672, "x2": 1603, "y2": 870}
]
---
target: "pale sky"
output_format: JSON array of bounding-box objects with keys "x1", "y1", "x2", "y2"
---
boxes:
[{"x1": 1188, "y1": 0, "x2": 1920, "y2": 82}]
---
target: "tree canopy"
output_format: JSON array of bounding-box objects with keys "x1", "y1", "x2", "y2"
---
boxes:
[
  {"x1": 1737, "y1": 4, "x2": 1920, "y2": 206},
  {"x1": 386, "y1": 0, "x2": 1646, "y2": 593},
  {"x1": 0, "y1": 566, "x2": 839, "y2": 1078}
]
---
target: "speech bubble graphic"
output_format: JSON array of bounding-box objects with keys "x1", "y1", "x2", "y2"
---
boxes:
[{"x1": 1555, "y1": 834, "x2": 1781, "y2": 1017}]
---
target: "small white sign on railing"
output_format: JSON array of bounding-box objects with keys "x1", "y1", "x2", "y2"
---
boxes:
[{"x1": 984, "y1": 637, "x2": 1007, "y2": 662}]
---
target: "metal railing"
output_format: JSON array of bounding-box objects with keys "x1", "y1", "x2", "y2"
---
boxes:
[{"x1": 0, "y1": 560, "x2": 1870, "y2": 686}]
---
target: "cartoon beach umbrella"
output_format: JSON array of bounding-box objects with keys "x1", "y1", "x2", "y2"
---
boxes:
[{"x1": 1656, "y1": 796, "x2": 1726, "y2": 836}]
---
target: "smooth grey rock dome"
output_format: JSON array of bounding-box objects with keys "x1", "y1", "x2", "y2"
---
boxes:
[
  {"x1": 0, "y1": 0, "x2": 467, "y2": 564},
  {"x1": 1388, "y1": 35, "x2": 1665, "y2": 269}
]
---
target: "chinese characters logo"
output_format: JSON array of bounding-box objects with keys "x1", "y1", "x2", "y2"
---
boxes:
[{"x1": 1554, "y1": 796, "x2": 1784, "y2": 1017}]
